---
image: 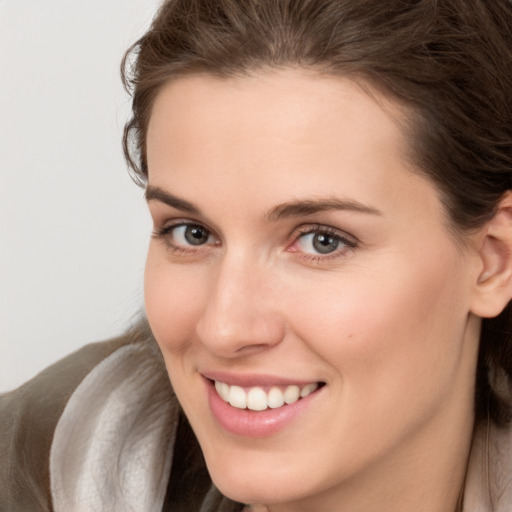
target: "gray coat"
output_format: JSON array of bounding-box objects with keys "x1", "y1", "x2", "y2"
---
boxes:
[{"x1": 0, "y1": 323, "x2": 239, "y2": 512}]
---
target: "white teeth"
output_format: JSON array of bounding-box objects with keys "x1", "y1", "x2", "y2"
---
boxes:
[
  {"x1": 247, "y1": 387, "x2": 268, "y2": 411},
  {"x1": 228, "y1": 385, "x2": 247, "y2": 409},
  {"x1": 267, "y1": 386, "x2": 285, "y2": 409},
  {"x1": 300, "y1": 383, "x2": 318, "y2": 398},
  {"x1": 214, "y1": 381, "x2": 320, "y2": 411},
  {"x1": 283, "y1": 385, "x2": 300, "y2": 405},
  {"x1": 215, "y1": 380, "x2": 230, "y2": 402}
]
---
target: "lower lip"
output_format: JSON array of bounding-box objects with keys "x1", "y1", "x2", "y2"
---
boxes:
[{"x1": 206, "y1": 379, "x2": 323, "y2": 437}]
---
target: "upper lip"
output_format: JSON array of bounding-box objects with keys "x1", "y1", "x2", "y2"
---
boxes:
[{"x1": 200, "y1": 370, "x2": 322, "y2": 388}]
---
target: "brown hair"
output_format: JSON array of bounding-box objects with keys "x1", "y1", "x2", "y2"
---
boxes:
[{"x1": 122, "y1": 0, "x2": 512, "y2": 425}]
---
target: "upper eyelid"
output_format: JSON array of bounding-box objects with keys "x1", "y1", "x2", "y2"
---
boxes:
[
  {"x1": 292, "y1": 223, "x2": 358, "y2": 243},
  {"x1": 158, "y1": 218, "x2": 218, "y2": 236}
]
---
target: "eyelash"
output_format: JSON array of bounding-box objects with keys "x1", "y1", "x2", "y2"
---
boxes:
[
  {"x1": 152, "y1": 220, "x2": 218, "y2": 256},
  {"x1": 152, "y1": 221, "x2": 358, "y2": 262},
  {"x1": 289, "y1": 224, "x2": 358, "y2": 262}
]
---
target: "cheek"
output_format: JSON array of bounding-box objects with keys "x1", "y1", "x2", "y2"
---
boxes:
[
  {"x1": 286, "y1": 252, "x2": 471, "y2": 405},
  {"x1": 144, "y1": 249, "x2": 206, "y2": 352}
]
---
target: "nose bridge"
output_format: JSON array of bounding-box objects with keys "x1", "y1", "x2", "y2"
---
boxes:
[{"x1": 196, "y1": 250, "x2": 283, "y2": 356}]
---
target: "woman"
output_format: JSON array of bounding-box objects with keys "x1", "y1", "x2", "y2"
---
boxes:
[{"x1": 1, "y1": 1, "x2": 511, "y2": 511}]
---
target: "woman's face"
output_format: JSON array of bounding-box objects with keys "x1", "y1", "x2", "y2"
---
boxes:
[{"x1": 145, "y1": 70, "x2": 482, "y2": 510}]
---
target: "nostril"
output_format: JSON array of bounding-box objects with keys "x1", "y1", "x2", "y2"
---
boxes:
[{"x1": 234, "y1": 343, "x2": 272, "y2": 355}]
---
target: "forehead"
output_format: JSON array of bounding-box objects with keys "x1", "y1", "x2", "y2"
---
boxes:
[
  {"x1": 148, "y1": 70, "x2": 409, "y2": 173},
  {"x1": 145, "y1": 69, "x2": 444, "y2": 230},
  {"x1": 147, "y1": 69, "x2": 409, "y2": 158}
]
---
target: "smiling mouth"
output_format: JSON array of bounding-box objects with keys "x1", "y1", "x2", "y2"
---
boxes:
[{"x1": 213, "y1": 380, "x2": 325, "y2": 411}]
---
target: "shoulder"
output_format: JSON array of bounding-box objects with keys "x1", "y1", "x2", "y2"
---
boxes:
[
  {"x1": 0, "y1": 321, "x2": 155, "y2": 512},
  {"x1": 0, "y1": 321, "x2": 242, "y2": 512}
]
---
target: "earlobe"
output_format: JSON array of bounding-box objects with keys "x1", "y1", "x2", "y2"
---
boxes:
[{"x1": 471, "y1": 192, "x2": 512, "y2": 318}]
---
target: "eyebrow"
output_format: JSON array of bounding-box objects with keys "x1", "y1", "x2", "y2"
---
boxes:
[
  {"x1": 145, "y1": 185, "x2": 381, "y2": 220},
  {"x1": 145, "y1": 186, "x2": 201, "y2": 214},
  {"x1": 267, "y1": 198, "x2": 381, "y2": 221}
]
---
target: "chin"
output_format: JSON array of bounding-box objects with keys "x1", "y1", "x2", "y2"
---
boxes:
[
  {"x1": 204, "y1": 451, "x2": 319, "y2": 507},
  {"x1": 212, "y1": 477, "x2": 299, "y2": 508}
]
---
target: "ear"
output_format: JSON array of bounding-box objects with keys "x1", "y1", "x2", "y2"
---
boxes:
[{"x1": 470, "y1": 192, "x2": 512, "y2": 318}]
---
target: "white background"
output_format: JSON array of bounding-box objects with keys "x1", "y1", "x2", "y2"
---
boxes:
[{"x1": 0, "y1": 0, "x2": 162, "y2": 391}]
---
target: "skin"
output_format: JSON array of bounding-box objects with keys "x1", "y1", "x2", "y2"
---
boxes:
[{"x1": 144, "y1": 69, "x2": 488, "y2": 512}]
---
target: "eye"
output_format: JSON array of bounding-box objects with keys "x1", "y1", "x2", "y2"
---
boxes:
[
  {"x1": 289, "y1": 225, "x2": 357, "y2": 258},
  {"x1": 299, "y1": 232, "x2": 343, "y2": 254},
  {"x1": 172, "y1": 224, "x2": 213, "y2": 246},
  {"x1": 153, "y1": 222, "x2": 218, "y2": 251}
]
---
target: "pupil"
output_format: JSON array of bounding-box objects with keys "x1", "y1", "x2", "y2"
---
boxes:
[
  {"x1": 185, "y1": 226, "x2": 208, "y2": 245},
  {"x1": 312, "y1": 233, "x2": 338, "y2": 254}
]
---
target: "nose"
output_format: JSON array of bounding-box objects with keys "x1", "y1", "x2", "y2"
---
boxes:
[{"x1": 195, "y1": 253, "x2": 285, "y2": 358}]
